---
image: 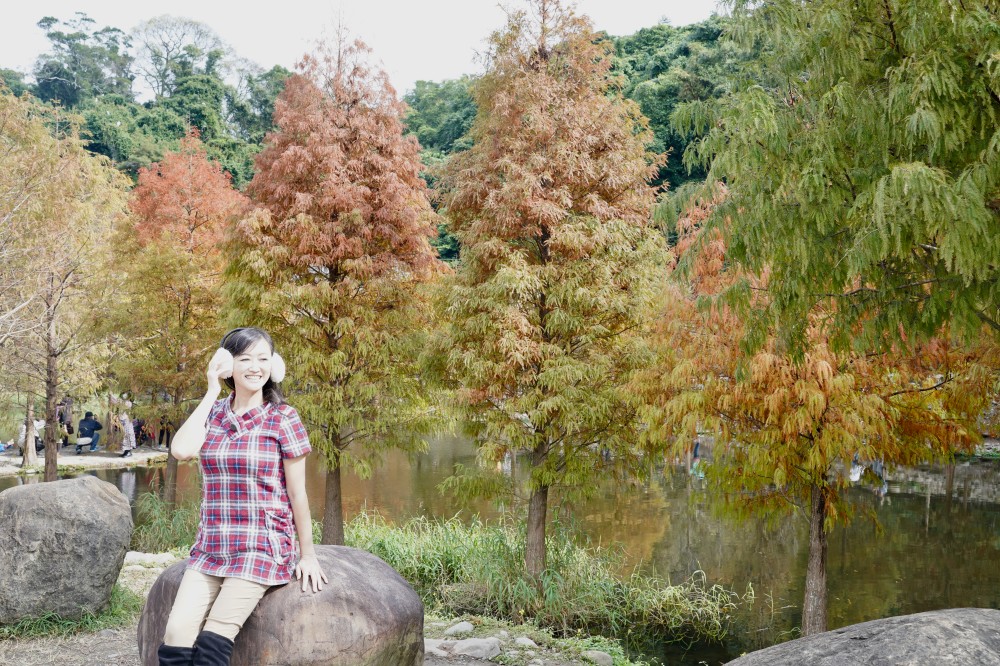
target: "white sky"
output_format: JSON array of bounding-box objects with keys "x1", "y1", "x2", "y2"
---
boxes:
[{"x1": 0, "y1": 0, "x2": 722, "y2": 96}]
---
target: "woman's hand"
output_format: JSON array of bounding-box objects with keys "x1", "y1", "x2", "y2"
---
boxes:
[
  {"x1": 295, "y1": 553, "x2": 328, "y2": 593},
  {"x1": 206, "y1": 348, "x2": 233, "y2": 391}
]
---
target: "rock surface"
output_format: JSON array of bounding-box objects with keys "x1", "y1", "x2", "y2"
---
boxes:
[
  {"x1": 137, "y1": 545, "x2": 424, "y2": 665},
  {"x1": 727, "y1": 608, "x2": 1000, "y2": 665},
  {"x1": 0, "y1": 476, "x2": 133, "y2": 624}
]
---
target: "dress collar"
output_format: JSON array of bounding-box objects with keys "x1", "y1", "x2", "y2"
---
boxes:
[{"x1": 223, "y1": 393, "x2": 270, "y2": 434}]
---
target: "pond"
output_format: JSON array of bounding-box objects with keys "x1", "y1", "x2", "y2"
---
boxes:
[{"x1": 4, "y1": 435, "x2": 999, "y2": 664}]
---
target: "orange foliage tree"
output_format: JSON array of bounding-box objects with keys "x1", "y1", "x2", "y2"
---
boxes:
[
  {"x1": 432, "y1": 0, "x2": 668, "y2": 580},
  {"x1": 109, "y1": 129, "x2": 247, "y2": 504},
  {"x1": 642, "y1": 186, "x2": 996, "y2": 634},
  {"x1": 228, "y1": 37, "x2": 442, "y2": 545}
]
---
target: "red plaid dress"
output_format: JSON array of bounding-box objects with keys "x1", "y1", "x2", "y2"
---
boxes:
[{"x1": 188, "y1": 395, "x2": 312, "y2": 585}]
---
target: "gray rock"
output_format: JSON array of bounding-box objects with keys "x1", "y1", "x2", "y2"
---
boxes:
[
  {"x1": 727, "y1": 608, "x2": 1000, "y2": 665},
  {"x1": 444, "y1": 620, "x2": 475, "y2": 636},
  {"x1": 453, "y1": 637, "x2": 502, "y2": 659},
  {"x1": 0, "y1": 476, "x2": 132, "y2": 624},
  {"x1": 515, "y1": 635, "x2": 539, "y2": 648},
  {"x1": 138, "y1": 546, "x2": 424, "y2": 665},
  {"x1": 582, "y1": 650, "x2": 614, "y2": 666},
  {"x1": 425, "y1": 638, "x2": 454, "y2": 657}
]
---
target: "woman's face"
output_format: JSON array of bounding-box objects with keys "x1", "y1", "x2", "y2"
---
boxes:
[{"x1": 231, "y1": 338, "x2": 273, "y2": 395}]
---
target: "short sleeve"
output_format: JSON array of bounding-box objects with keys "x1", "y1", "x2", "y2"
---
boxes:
[
  {"x1": 204, "y1": 399, "x2": 225, "y2": 429},
  {"x1": 276, "y1": 405, "x2": 312, "y2": 459}
]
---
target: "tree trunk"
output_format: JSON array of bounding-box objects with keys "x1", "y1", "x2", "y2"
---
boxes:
[
  {"x1": 525, "y1": 483, "x2": 549, "y2": 581},
  {"x1": 21, "y1": 400, "x2": 37, "y2": 467},
  {"x1": 164, "y1": 394, "x2": 180, "y2": 510},
  {"x1": 802, "y1": 483, "x2": 828, "y2": 635},
  {"x1": 322, "y1": 457, "x2": 344, "y2": 546},
  {"x1": 44, "y1": 312, "x2": 59, "y2": 482}
]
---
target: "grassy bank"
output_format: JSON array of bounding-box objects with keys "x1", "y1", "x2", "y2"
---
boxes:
[
  {"x1": 133, "y1": 494, "x2": 743, "y2": 648},
  {"x1": 0, "y1": 584, "x2": 143, "y2": 640}
]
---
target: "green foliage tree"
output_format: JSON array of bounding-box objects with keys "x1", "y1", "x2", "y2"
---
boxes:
[
  {"x1": 403, "y1": 77, "x2": 476, "y2": 154},
  {"x1": 0, "y1": 70, "x2": 29, "y2": 96},
  {"x1": 228, "y1": 37, "x2": 443, "y2": 546},
  {"x1": 673, "y1": 0, "x2": 1000, "y2": 355},
  {"x1": 433, "y1": 0, "x2": 668, "y2": 580},
  {"x1": 612, "y1": 16, "x2": 750, "y2": 188},
  {"x1": 33, "y1": 13, "x2": 133, "y2": 107},
  {"x1": 227, "y1": 65, "x2": 293, "y2": 144}
]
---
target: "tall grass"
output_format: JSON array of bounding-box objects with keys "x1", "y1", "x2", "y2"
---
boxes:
[
  {"x1": 0, "y1": 584, "x2": 144, "y2": 640},
  {"x1": 344, "y1": 512, "x2": 742, "y2": 644},
  {"x1": 130, "y1": 492, "x2": 199, "y2": 553}
]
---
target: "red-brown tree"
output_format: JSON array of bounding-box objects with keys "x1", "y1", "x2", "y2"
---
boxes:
[{"x1": 229, "y1": 37, "x2": 442, "y2": 545}]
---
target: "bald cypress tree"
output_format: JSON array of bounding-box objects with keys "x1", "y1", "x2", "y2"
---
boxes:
[
  {"x1": 434, "y1": 0, "x2": 667, "y2": 580},
  {"x1": 227, "y1": 38, "x2": 442, "y2": 545},
  {"x1": 674, "y1": 0, "x2": 1000, "y2": 354}
]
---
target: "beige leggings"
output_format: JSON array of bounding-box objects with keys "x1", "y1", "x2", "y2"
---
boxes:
[{"x1": 162, "y1": 568, "x2": 270, "y2": 647}]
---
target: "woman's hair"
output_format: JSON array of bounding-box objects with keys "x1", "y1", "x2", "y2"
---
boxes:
[{"x1": 220, "y1": 327, "x2": 286, "y2": 406}]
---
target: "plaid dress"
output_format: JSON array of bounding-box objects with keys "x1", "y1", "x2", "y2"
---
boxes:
[{"x1": 188, "y1": 395, "x2": 312, "y2": 585}]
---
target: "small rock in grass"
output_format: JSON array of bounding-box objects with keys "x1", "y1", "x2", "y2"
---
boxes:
[
  {"x1": 515, "y1": 636, "x2": 539, "y2": 648},
  {"x1": 444, "y1": 620, "x2": 475, "y2": 636},
  {"x1": 425, "y1": 638, "x2": 454, "y2": 657},
  {"x1": 453, "y1": 637, "x2": 502, "y2": 659},
  {"x1": 582, "y1": 649, "x2": 614, "y2": 666},
  {"x1": 498, "y1": 629, "x2": 509, "y2": 639}
]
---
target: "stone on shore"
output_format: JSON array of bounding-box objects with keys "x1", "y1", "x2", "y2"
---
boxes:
[
  {"x1": 727, "y1": 608, "x2": 1000, "y2": 665},
  {"x1": 0, "y1": 476, "x2": 133, "y2": 624},
  {"x1": 137, "y1": 545, "x2": 424, "y2": 665}
]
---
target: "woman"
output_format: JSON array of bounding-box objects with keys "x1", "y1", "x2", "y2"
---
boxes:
[
  {"x1": 157, "y1": 327, "x2": 327, "y2": 666},
  {"x1": 119, "y1": 401, "x2": 137, "y2": 458}
]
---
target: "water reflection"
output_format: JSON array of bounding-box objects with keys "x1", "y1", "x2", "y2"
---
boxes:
[{"x1": 3, "y1": 439, "x2": 999, "y2": 665}]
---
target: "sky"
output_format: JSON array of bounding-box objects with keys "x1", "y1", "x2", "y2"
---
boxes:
[{"x1": 0, "y1": 0, "x2": 723, "y2": 96}]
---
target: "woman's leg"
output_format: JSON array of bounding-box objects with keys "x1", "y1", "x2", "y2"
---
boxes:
[
  {"x1": 192, "y1": 577, "x2": 269, "y2": 665},
  {"x1": 162, "y1": 569, "x2": 223, "y2": 647},
  {"x1": 202, "y1": 577, "x2": 269, "y2": 640}
]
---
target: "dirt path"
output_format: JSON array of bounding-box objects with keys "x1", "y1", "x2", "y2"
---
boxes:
[{"x1": 0, "y1": 446, "x2": 168, "y2": 478}]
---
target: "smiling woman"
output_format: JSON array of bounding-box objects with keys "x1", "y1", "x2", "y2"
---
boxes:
[{"x1": 156, "y1": 326, "x2": 325, "y2": 666}]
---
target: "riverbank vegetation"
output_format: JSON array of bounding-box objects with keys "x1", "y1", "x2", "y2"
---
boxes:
[
  {"x1": 2, "y1": 0, "x2": 998, "y2": 651},
  {"x1": 133, "y1": 492, "x2": 744, "y2": 646}
]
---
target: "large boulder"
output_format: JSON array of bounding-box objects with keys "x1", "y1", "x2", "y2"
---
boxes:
[
  {"x1": 0, "y1": 475, "x2": 133, "y2": 624},
  {"x1": 728, "y1": 608, "x2": 1000, "y2": 665},
  {"x1": 138, "y1": 545, "x2": 424, "y2": 665}
]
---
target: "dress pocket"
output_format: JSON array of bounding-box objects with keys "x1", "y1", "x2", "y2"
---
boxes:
[{"x1": 263, "y1": 509, "x2": 294, "y2": 564}]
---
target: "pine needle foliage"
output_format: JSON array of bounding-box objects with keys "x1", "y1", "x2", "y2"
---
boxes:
[
  {"x1": 432, "y1": 0, "x2": 669, "y2": 579},
  {"x1": 641, "y1": 188, "x2": 996, "y2": 633},
  {"x1": 225, "y1": 37, "x2": 443, "y2": 544},
  {"x1": 673, "y1": 0, "x2": 1000, "y2": 354}
]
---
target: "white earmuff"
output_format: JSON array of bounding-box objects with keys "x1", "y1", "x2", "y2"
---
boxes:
[
  {"x1": 270, "y1": 353, "x2": 286, "y2": 383},
  {"x1": 212, "y1": 347, "x2": 235, "y2": 379}
]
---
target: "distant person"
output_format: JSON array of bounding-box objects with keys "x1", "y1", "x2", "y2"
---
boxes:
[
  {"x1": 119, "y1": 402, "x2": 137, "y2": 458},
  {"x1": 77, "y1": 412, "x2": 103, "y2": 453},
  {"x1": 158, "y1": 415, "x2": 175, "y2": 451}
]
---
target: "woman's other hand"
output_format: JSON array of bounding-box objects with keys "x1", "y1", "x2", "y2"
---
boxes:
[{"x1": 295, "y1": 553, "x2": 328, "y2": 593}]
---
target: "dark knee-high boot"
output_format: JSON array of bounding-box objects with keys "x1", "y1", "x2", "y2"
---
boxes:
[
  {"x1": 157, "y1": 643, "x2": 194, "y2": 665},
  {"x1": 192, "y1": 630, "x2": 235, "y2": 666}
]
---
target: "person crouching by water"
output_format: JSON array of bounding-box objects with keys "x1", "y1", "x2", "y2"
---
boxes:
[
  {"x1": 157, "y1": 327, "x2": 327, "y2": 666},
  {"x1": 76, "y1": 412, "x2": 103, "y2": 453}
]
